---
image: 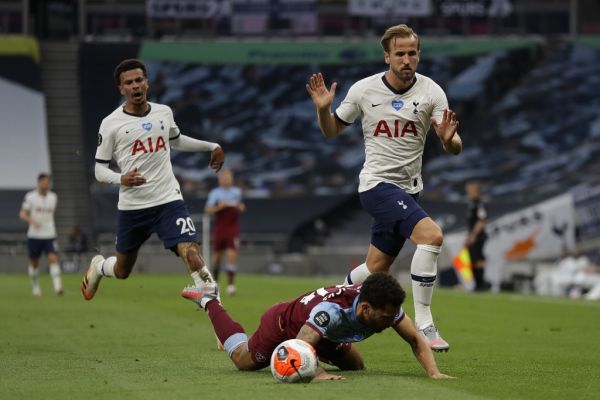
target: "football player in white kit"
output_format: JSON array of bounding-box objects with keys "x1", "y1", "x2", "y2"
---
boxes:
[
  {"x1": 306, "y1": 24, "x2": 462, "y2": 351},
  {"x1": 20, "y1": 173, "x2": 63, "y2": 296},
  {"x1": 81, "y1": 59, "x2": 225, "y2": 300}
]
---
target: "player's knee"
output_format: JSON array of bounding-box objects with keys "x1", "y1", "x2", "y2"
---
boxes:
[
  {"x1": 339, "y1": 358, "x2": 365, "y2": 371},
  {"x1": 426, "y1": 226, "x2": 443, "y2": 247},
  {"x1": 231, "y1": 349, "x2": 258, "y2": 371},
  {"x1": 347, "y1": 360, "x2": 365, "y2": 371}
]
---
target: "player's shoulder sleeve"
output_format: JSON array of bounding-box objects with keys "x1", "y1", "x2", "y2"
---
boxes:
[
  {"x1": 334, "y1": 78, "x2": 367, "y2": 126},
  {"x1": 234, "y1": 187, "x2": 243, "y2": 200},
  {"x1": 95, "y1": 117, "x2": 116, "y2": 163},
  {"x1": 21, "y1": 191, "x2": 34, "y2": 211},
  {"x1": 163, "y1": 103, "x2": 181, "y2": 140},
  {"x1": 426, "y1": 76, "x2": 449, "y2": 124},
  {"x1": 305, "y1": 301, "x2": 343, "y2": 337},
  {"x1": 206, "y1": 188, "x2": 219, "y2": 207}
]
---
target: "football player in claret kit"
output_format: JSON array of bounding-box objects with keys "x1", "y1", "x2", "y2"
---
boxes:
[
  {"x1": 181, "y1": 273, "x2": 452, "y2": 380},
  {"x1": 205, "y1": 168, "x2": 245, "y2": 296},
  {"x1": 19, "y1": 173, "x2": 63, "y2": 296},
  {"x1": 306, "y1": 24, "x2": 463, "y2": 351},
  {"x1": 81, "y1": 59, "x2": 224, "y2": 300}
]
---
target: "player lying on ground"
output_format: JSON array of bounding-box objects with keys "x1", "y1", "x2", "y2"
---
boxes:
[{"x1": 181, "y1": 272, "x2": 452, "y2": 380}]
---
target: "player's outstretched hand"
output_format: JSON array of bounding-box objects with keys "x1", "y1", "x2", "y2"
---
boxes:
[
  {"x1": 315, "y1": 372, "x2": 345, "y2": 381},
  {"x1": 429, "y1": 372, "x2": 455, "y2": 379},
  {"x1": 209, "y1": 146, "x2": 225, "y2": 172},
  {"x1": 306, "y1": 72, "x2": 337, "y2": 111},
  {"x1": 121, "y1": 168, "x2": 146, "y2": 187},
  {"x1": 315, "y1": 368, "x2": 345, "y2": 381},
  {"x1": 431, "y1": 109, "x2": 459, "y2": 144}
]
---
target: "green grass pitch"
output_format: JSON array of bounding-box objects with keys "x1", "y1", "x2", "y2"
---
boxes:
[{"x1": 1, "y1": 273, "x2": 598, "y2": 400}]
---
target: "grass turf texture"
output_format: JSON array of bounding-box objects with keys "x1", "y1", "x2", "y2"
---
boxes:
[{"x1": 1, "y1": 273, "x2": 598, "y2": 400}]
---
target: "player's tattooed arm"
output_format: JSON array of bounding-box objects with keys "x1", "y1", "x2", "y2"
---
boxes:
[
  {"x1": 296, "y1": 324, "x2": 344, "y2": 381},
  {"x1": 296, "y1": 324, "x2": 321, "y2": 347},
  {"x1": 393, "y1": 315, "x2": 454, "y2": 379}
]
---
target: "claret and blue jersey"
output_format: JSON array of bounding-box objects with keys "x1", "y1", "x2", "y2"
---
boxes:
[{"x1": 291, "y1": 285, "x2": 405, "y2": 344}]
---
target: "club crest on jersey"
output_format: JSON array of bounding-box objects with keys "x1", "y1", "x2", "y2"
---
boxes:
[
  {"x1": 392, "y1": 100, "x2": 404, "y2": 111},
  {"x1": 142, "y1": 122, "x2": 152, "y2": 132}
]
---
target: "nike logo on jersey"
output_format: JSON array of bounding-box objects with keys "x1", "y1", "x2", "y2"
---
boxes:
[{"x1": 371, "y1": 103, "x2": 381, "y2": 107}]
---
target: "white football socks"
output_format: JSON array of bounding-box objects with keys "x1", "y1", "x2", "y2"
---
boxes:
[
  {"x1": 49, "y1": 263, "x2": 63, "y2": 293},
  {"x1": 98, "y1": 256, "x2": 117, "y2": 277},
  {"x1": 28, "y1": 265, "x2": 40, "y2": 294},
  {"x1": 411, "y1": 244, "x2": 441, "y2": 330},
  {"x1": 343, "y1": 262, "x2": 372, "y2": 285},
  {"x1": 192, "y1": 266, "x2": 215, "y2": 286}
]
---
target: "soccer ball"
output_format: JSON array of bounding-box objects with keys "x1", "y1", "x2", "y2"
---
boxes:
[{"x1": 270, "y1": 339, "x2": 318, "y2": 383}]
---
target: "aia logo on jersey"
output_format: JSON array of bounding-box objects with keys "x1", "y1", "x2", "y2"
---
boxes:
[
  {"x1": 373, "y1": 120, "x2": 417, "y2": 137},
  {"x1": 132, "y1": 137, "x2": 167, "y2": 155}
]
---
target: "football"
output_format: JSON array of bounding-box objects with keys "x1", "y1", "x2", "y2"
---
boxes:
[{"x1": 270, "y1": 339, "x2": 318, "y2": 383}]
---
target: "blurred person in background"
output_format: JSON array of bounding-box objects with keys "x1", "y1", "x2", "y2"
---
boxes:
[
  {"x1": 19, "y1": 173, "x2": 63, "y2": 296},
  {"x1": 205, "y1": 169, "x2": 245, "y2": 295},
  {"x1": 306, "y1": 24, "x2": 462, "y2": 351},
  {"x1": 465, "y1": 181, "x2": 489, "y2": 291},
  {"x1": 534, "y1": 248, "x2": 590, "y2": 297},
  {"x1": 67, "y1": 225, "x2": 88, "y2": 254}
]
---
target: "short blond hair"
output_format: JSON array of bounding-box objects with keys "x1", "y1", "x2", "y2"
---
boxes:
[{"x1": 380, "y1": 24, "x2": 420, "y2": 52}]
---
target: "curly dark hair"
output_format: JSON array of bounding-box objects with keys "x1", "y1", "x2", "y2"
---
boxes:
[
  {"x1": 114, "y1": 59, "x2": 147, "y2": 86},
  {"x1": 360, "y1": 272, "x2": 406, "y2": 310}
]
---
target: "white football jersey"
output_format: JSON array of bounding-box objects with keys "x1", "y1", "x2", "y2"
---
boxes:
[
  {"x1": 335, "y1": 72, "x2": 448, "y2": 194},
  {"x1": 21, "y1": 190, "x2": 57, "y2": 239},
  {"x1": 95, "y1": 102, "x2": 184, "y2": 210}
]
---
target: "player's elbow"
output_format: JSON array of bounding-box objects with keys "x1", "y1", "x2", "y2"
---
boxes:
[
  {"x1": 94, "y1": 163, "x2": 105, "y2": 182},
  {"x1": 344, "y1": 359, "x2": 365, "y2": 371}
]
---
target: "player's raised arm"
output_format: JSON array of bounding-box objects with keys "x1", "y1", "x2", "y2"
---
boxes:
[
  {"x1": 306, "y1": 72, "x2": 346, "y2": 138},
  {"x1": 393, "y1": 315, "x2": 454, "y2": 379},
  {"x1": 431, "y1": 109, "x2": 462, "y2": 155}
]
